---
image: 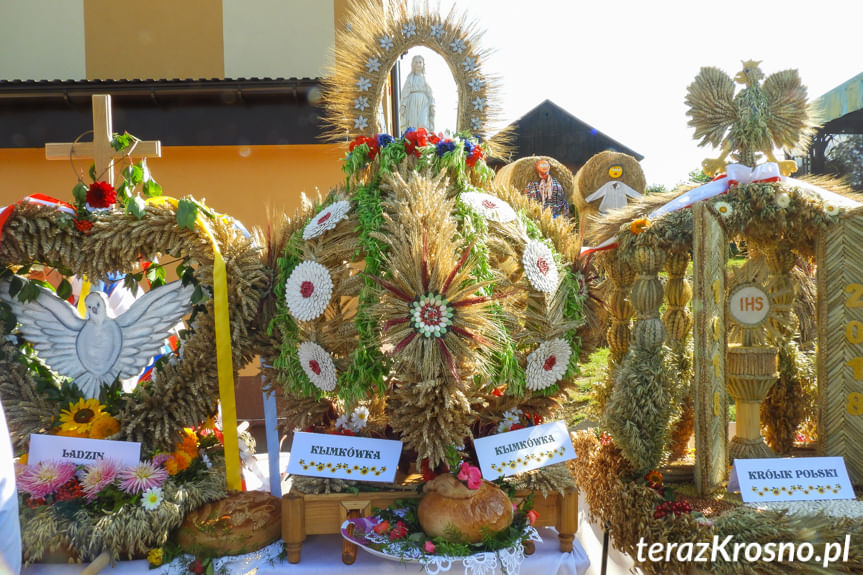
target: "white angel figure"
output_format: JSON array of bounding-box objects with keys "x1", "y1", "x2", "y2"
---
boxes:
[{"x1": 0, "y1": 279, "x2": 194, "y2": 399}]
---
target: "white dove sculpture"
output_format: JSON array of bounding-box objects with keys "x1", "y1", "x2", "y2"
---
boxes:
[{"x1": 0, "y1": 279, "x2": 194, "y2": 399}]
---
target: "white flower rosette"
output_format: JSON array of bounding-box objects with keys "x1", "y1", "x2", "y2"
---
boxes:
[
  {"x1": 522, "y1": 240, "x2": 559, "y2": 293},
  {"x1": 460, "y1": 191, "x2": 517, "y2": 223},
  {"x1": 303, "y1": 200, "x2": 351, "y2": 240},
  {"x1": 525, "y1": 338, "x2": 571, "y2": 391},
  {"x1": 298, "y1": 341, "x2": 337, "y2": 391},
  {"x1": 285, "y1": 261, "x2": 333, "y2": 321}
]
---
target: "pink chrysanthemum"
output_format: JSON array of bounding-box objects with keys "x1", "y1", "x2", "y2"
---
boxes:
[
  {"x1": 17, "y1": 460, "x2": 77, "y2": 499},
  {"x1": 117, "y1": 460, "x2": 169, "y2": 494},
  {"x1": 80, "y1": 459, "x2": 122, "y2": 501}
]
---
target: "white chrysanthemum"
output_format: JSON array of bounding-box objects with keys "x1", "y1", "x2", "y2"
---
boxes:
[
  {"x1": 713, "y1": 201, "x2": 733, "y2": 218},
  {"x1": 497, "y1": 420, "x2": 512, "y2": 433},
  {"x1": 503, "y1": 408, "x2": 523, "y2": 423},
  {"x1": 522, "y1": 240, "x2": 559, "y2": 293},
  {"x1": 298, "y1": 341, "x2": 337, "y2": 391},
  {"x1": 303, "y1": 200, "x2": 351, "y2": 240},
  {"x1": 285, "y1": 261, "x2": 333, "y2": 321},
  {"x1": 461, "y1": 191, "x2": 516, "y2": 223},
  {"x1": 526, "y1": 338, "x2": 571, "y2": 391},
  {"x1": 334, "y1": 414, "x2": 349, "y2": 430},
  {"x1": 141, "y1": 486, "x2": 163, "y2": 511},
  {"x1": 775, "y1": 192, "x2": 790, "y2": 209},
  {"x1": 349, "y1": 405, "x2": 370, "y2": 431},
  {"x1": 824, "y1": 202, "x2": 840, "y2": 216}
]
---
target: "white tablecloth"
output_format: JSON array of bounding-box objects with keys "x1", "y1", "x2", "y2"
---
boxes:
[{"x1": 22, "y1": 528, "x2": 588, "y2": 575}]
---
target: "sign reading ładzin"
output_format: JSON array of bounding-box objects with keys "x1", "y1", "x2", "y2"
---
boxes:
[{"x1": 29, "y1": 433, "x2": 141, "y2": 467}]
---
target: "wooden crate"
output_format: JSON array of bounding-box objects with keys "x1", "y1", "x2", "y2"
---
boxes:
[{"x1": 281, "y1": 473, "x2": 579, "y2": 564}]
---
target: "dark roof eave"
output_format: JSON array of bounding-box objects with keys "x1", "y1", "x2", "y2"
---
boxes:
[{"x1": 0, "y1": 77, "x2": 321, "y2": 105}]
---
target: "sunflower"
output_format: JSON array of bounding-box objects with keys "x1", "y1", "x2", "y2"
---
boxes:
[{"x1": 58, "y1": 398, "x2": 105, "y2": 435}]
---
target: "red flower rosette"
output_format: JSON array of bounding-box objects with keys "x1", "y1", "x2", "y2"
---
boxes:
[{"x1": 86, "y1": 181, "x2": 117, "y2": 209}]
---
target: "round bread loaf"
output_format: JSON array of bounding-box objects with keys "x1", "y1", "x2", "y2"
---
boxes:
[
  {"x1": 417, "y1": 474, "x2": 513, "y2": 543},
  {"x1": 176, "y1": 491, "x2": 281, "y2": 556}
]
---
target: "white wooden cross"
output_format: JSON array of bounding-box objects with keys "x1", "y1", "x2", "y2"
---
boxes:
[{"x1": 45, "y1": 94, "x2": 161, "y2": 186}]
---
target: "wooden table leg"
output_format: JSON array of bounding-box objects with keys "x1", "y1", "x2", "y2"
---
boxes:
[
  {"x1": 557, "y1": 487, "x2": 579, "y2": 553},
  {"x1": 342, "y1": 509, "x2": 361, "y2": 564},
  {"x1": 282, "y1": 493, "x2": 306, "y2": 563}
]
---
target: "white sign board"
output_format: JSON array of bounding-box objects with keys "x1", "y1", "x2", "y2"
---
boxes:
[
  {"x1": 287, "y1": 432, "x2": 402, "y2": 483},
  {"x1": 29, "y1": 433, "x2": 141, "y2": 467},
  {"x1": 728, "y1": 283, "x2": 770, "y2": 326},
  {"x1": 728, "y1": 457, "x2": 855, "y2": 502},
  {"x1": 474, "y1": 420, "x2": 576, "y2": 480}
]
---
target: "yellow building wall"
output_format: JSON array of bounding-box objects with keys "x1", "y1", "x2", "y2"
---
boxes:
[
  {"x1": 0, "y1": 145, "x2": 347, "y2": 232},
  {"x1": 84, "y1": 0, "x2": 225, "y2": 80}
]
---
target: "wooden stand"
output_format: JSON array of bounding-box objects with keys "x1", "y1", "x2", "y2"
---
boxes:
[{"x1": 281, "y1": 474, "x2": 579, "y2": 564}]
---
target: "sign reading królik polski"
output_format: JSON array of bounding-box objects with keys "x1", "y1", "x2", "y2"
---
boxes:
[
  {"x1": 474, "y1": 420, "x2": 576, "y2": 480},
  {"x1": 287, "y1": 432, "x2": 402, "y2": 483},
  {"x1": 29, "y1": 433, "x2": 141, "y2": 467},
  {"x1": 728, "y1": 456, "x2": 855, "y2": 503}
]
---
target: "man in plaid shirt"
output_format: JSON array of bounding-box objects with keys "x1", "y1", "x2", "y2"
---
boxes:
[{"x1": 523, "y1": 159, "x2": 570, "y2": 218}]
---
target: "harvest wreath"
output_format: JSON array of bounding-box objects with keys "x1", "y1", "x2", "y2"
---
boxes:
[
  {"x1": 263, "y1": 129, "x2": 587, "y2": 476},
  {"x1": 0, "y1": 163, "x2": 269, "y2": 562}
]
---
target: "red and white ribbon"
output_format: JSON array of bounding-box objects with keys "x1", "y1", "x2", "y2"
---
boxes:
[{"x1": 579, "y1": 162, "x2": 861, "y2": 258}]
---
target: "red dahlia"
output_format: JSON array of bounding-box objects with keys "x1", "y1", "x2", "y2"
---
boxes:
[{"x1": 86, "y1": 181, "x2": 117, "y2": 208}]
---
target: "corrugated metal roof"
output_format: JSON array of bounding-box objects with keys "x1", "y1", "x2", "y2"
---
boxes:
[{"x1": 813, "y1": 72, "x2": 863, "y2": 127}]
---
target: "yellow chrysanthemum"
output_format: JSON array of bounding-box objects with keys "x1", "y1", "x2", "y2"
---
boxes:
[
  {"x1": 89, "y1": 414, "x2": 120, "y2": 439},
  {"x1": 58, "y1": 398, "x2": 105, "y2": 434},
  {"x1": 147, "y1": 548, "x2": 163, "y2": 567}
]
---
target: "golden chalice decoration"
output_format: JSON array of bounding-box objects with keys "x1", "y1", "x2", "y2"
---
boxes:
[{"x1": 725, "y1": 253, "x2": 796, "y2": 460}]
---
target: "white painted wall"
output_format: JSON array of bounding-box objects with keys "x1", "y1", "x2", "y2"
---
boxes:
[
  {"x1": 0, "y1": 0, "x2": 86, "y2": 80},
  {"x1": 222, "y1": 0, "x2": 334, "y2": 79}
]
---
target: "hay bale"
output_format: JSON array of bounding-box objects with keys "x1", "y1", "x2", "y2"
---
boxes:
[{"x1": 493, "y1": 155, "x2": 575, "y2": 208}]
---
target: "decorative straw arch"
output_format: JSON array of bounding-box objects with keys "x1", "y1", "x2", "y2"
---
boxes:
[{"x1": 321, "y1": 0, "x2": 500, "y2": 141}]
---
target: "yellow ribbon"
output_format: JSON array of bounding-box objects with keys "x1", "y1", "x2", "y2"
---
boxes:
[
  {"x1": 77, "y1": 277, "x2": 91, "y2": 316},
  {"x1": 146, "y1": 197, "x2": 242, "y2": 491}
]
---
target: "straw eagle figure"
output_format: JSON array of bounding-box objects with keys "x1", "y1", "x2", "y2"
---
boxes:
[{"x1": 685, "y1": 60, "x2": 809, "y2": 177}]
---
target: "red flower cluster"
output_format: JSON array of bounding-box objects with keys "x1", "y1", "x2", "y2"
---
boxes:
[
  {"x1": 74, "y1": 219, "x2": 93, "y2": 233},
  {"x1": 188, "y1": 559, "x2": 204, "y2": 575},
  {"x1": 25, "y1": 497, "x2": 46, "y2": 509},
  {"x1": 653, "y1": 500, "x2": 692, "y2": 519},
  {"x1": 466, "y1": 145, "x2": 484, "y2": 168},
  {"x1": 55, "y1": 477, "x2": 84, "y2": 501},
  {"x1": 349, "y1": 136, "x2": 379, "y2": 160},
  {"x1": 372, "y1": 519, "x2": 409, "y2": 540},
  {"x1": 403, "y1": 128, "x2": 442, "y2": 156},
  {"x1": 86, "y1": 181, "x2": 117, "y2": 209},
  {"x1": 526, "y1": 509, "x2": 540, "y2": 526}
]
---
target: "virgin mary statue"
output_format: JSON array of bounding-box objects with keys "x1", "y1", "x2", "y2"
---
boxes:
[{"x1": 399, "y1": 55, "x2": 435, "y2": 131}]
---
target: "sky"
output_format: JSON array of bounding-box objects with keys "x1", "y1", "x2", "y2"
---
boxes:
[{"x1": 403, "y1": 0, "x2": 863, "y2": 188}]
